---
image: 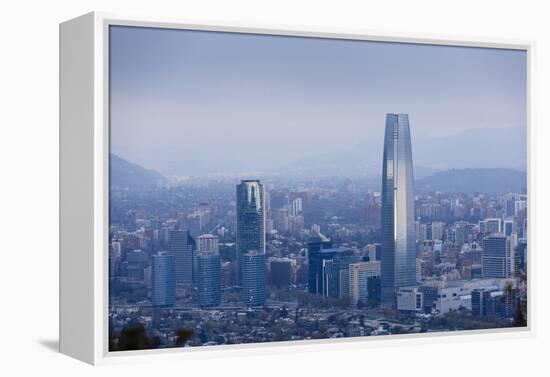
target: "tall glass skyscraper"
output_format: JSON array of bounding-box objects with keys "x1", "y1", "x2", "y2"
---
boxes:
[
  {"x1": 197, "y1": 251, "x2": 221, "y2": 308},
  {"x1": 151, "y1": 252, "x2": 176, "y2": 307},
  {"x1": 482, "y1": 235, "x2": 513, "y2": 278},
  {"x1": 381, "y1": 113, "x2": 417, "y2": 305},
  {"x1": 197, "y1": 234, "x2": 220, "y2": 253},
  {"x1": 241, "y1": 250, "x2": 266, "y2": 306},
  {"x1": 168, "y1": 229, "x2": 194, "y2": 284},
  {"x1": 307, "y1": 234, "x2": 333, "y2": 294},
  {"x1": 236, "y1": 180, "x2": 266, "y2": 284},
  {"x1": 126, "y1": 249, "x2": 148, "y2": 282}
]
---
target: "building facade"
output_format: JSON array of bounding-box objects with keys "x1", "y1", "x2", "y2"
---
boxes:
[
  {"x1": 269, "y1": 258, "x2": 293, "y2": 288},
  {"x1": 197, "y1": 233, "x2": 219, "y2": 253},
  {"x1": 168, "y1": 229, "x2": 194, "y2": 284},
  {"x1": 349, "y1": 261, "x2": 381, "y2": 306},
  {"x1": 482, "y1": 235, "x2": 514, "y2": 278},
  {"x1": 151, "y1": 252, "x2": 176, "y2": 307},
  {"x1": 396, "y1": 286, "x2": 423, "y2": 312},
  {"x1": 126, "y1": 249, "x2": 148, "y2": 282},
  {"x1": 197, "y1": 251, "x2": 221, "y2": 308},
  {"x1": 236, "y1": 180, "x2": 266, "y2": 285},
  {"x1": 241, "y1": 250, "x2": 266, "y2": 307},
  {"x1": 381, "y1": 113, "x2": 417, "y2": 305},
  {"x1": 307, "y1": 234, "x2": 333, "y2": 294}
]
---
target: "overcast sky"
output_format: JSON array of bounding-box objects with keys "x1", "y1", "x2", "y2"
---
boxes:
[{"x1": 109, "y1": 25, "x2": 527, "y2": 176}]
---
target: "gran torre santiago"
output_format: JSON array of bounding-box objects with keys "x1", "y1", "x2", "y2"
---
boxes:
[{"x1": 381, "y1": 113, "x2": 417, "y2": 305}]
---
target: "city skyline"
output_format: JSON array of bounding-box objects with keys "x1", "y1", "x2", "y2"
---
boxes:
[
  {"x1": 109, "y1": 111, "x2": 527, "y2": 350},
  {"x1": 108, "y1": 26, "x2": 528, "y2": 352}
]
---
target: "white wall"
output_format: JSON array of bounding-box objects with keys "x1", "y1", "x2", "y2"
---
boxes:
[{"x1": 1, "y1": 0, "x2": 548, "y2": 376}]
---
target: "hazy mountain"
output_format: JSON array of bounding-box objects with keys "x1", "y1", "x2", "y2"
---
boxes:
[
  {"x1": 110, "y1": 154, "x2": 168, "y2": 189},
  {"x1": 110, "y1": 127, "x2": 526, "y2": 179},
  {"x1": 281, "y1": 127, "x2": 526, "y2": 178},
  {"x1": 415, "y1": 168, "x2": 527, "y2": 194},
  {"x1": 413, "y1": 127, "x2": 526, "y2": 171},
  {"x1": 279, "y1": 142, "x2": 435, "y2": 179}
]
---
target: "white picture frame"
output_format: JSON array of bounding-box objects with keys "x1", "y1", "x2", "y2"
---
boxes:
[{"x1": 59, "y1": 11, "x2": 535, "y2": 365}]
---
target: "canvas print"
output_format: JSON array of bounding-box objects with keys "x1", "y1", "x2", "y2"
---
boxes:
[{"x1": 108, "y1": 25, "x2": 528, "y2": 351}]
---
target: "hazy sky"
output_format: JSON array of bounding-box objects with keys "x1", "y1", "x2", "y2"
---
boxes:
[{"x1": 109, "y1": 25, "x2": 527, "y2": 176}]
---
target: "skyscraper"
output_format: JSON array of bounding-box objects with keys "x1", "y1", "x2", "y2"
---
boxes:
[
  {"x1": 126, "y1": 249, "x2": 148, "y2": 281},
  {"x1": 241, "y1": 250, "x2": 266, "y2": 307},
  {"x1": 236, "y1": 180, "x2": 266, "y2": 284},
  {"x1": 481, "y1": 218, "x2": 502, "y2": 235},
  {"x1": 151, "y1": 252, "x2": 176, "y2": 307},
  {"x1": 168, "y1": 229, "x2": 194, "y2": 284},
  {"x1": 197, "y1": 234, "x2": 220, "y2": 253},
  {"x1": 381, "y1": 113, "x2": 417, "y2": 305},
  {"x1": 482, "y1": 235, "x2": 514, "y2": 278},
  {"x1": 197, "y1": 251, "x2": 221, "y2": 308},
  {"x1": 307, "y1": 233, "x2": 333, "y2": 294},
  {"x1": 349, "y1": 261, "x2": 381, "y2": 306},
  {"x1": 366, "y1": 243, "x2": 382, "y2": 262},
  {"x1": 503, "y1": 219, "x2": 515, "y2": 236},
  {"x1": 321, "y1": 251, "x2": 358, "y2": 298},
  {"x1": 269, "y1": 258, "x2": 293, "y2": 288}
]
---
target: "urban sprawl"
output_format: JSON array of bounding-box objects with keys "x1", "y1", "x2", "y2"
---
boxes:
[{"x1": 108, "y1": 114, "x2": 527, "y2": 351}]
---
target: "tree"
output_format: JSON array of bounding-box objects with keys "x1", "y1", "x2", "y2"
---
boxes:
[
  {"x1": 512, "y1": 300, "x2": 527, "y2": 327},
  {"x1": 116, "y1": 324, "x2": 153, "y2": 351},
  {"x1": 174, "y1": 328, "x2": 195, "y2": 347}
]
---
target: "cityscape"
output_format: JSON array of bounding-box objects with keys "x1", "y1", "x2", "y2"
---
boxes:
[
  {"x1": 108, "y1": 26, "x2": 527, "y2": 351},
  {"x1": 108, "y1": 113, "x2": 527, "y2": 351}
]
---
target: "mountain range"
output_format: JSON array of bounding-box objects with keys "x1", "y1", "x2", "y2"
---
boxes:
[
  {"x1": 109, "y1": 154, "x2": 526, "y2": 194},
  {"x1": 112, "y1": 126, "x2": 525, "y2": 178},
  {"x1": 415, "y1": 168, "x2": 527, "y2": 194},
  {"x1": 280, "y1": 127, "x2": 526, "y2": 179},
  {"x1": 110, "y1": 154, "x2": 168, "y2": 189}
]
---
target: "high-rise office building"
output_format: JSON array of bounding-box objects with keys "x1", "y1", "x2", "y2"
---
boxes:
[
  {"x1": 151, "y1": 252, "x2": 176, "y2": 307},
  {"x1": 482, "y1": 235, "x2": 514, "y2": 278},
  {"x1": 272, "y1": 208, "x2": 289, "y2": 232},
  {"x1": 431, "y1": 221, "x2": 445, "y2": 241},
  {"x1": 197, "y1": 251, "x2": 221, "y2": 308},
  {"x1": 396, "y1": 287, "x2": 423, "y2": 312},
  {"x1": 515, "y1": 200, "x2": 527, "y2": 216},
  {"x1": 418, "y1": 223, "x2": 429, "y2": 243},
  {"x1": 517, "y1": 239, "x2": 528, "y2": 272},
  {"x1": 321, "y1": 252, "x2": 358, "y2": 298},
  {"x1": 416, "y1": 258, "x2": 422, "y2": 283},
  {"x1": 503, "y1": 219, "x2": 515, "y2": 237},
  {"x1": 504, "y1": 194, "x2": 517, "y2": 217},
  {"x1": 236, "y1": 180, "x2": 266, "y2": 285},
  {"x1": 471, "y1": 289, "x2": 486, "y2": 316},
  {"x1": 241, "y1": 250, "x2": 266, "y2": 307},
  {"x1": 417, "y1": 222, "x2": 445, "y2": 242},
  {"x1": 381, "y1": 113, "x2": 417, "y2": 305},
  {"x1": 471, "y1": 288, "x2": 509, "y2": 318},
  {"x1": 109, "y1": 241, "x2": 122, "y2": 278},
  {"x1": 349, "y1": 261, "x2": 381, "y2": 306},
  {"x1": 111, "y1": 241, "x2": 122, "y2": 258},
  {"x1": 453, "y1": 221, "x2": 473, "y2": 246},
  {"x1": 367, "y1": 276, "x2": 382, "y2": 305},
  {"x1": 307, "y1": 234, "x2": 333, "y2": 294},
  {"x1": 197, "y1": 234, "x2": 219, "y2": 253},
  {"x1": 168, "y1": 229, "x2": 194, "y2": 284},
  {"x1": 481, "y1": 218, "x2": 502, "y2": 235},
  {"x1": 269, "y1": 258, "x2": 293, "y2": 288},
  {"x1": 366, "y1": 243, "x2": 382, "y2": 262},
  {"x1": 290, "y1": 197, "x2": 303, "y2": 216},
  {"x1": 126, "y1": 249, "x2": 148, "y2": 281},
  {"x1": 195, "y1": 234, "x2": 218, "y2": 286}
]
